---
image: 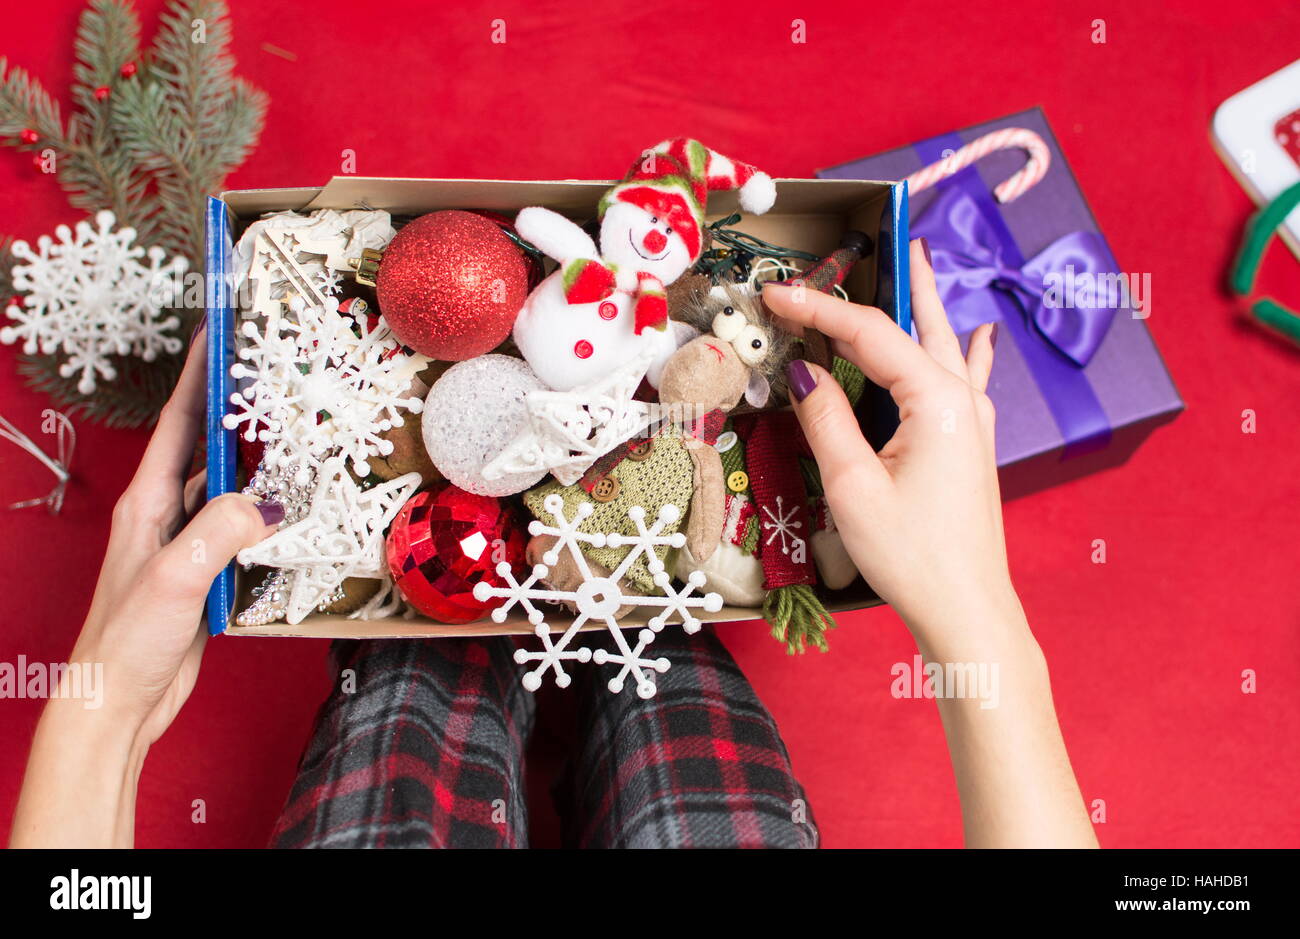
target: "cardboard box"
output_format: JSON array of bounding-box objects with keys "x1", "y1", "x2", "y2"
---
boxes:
[
  {"x1": 820, "y1": 109, "x2": 1183, "y2": 498},
  {"x1": 204, "y1": 176, "x2": 910, "y2": 638}
]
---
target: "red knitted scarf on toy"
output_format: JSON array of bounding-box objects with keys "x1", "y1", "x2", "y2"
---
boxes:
[{"x1": 734, "y1": 410, "x2": 815, "y2": 590}]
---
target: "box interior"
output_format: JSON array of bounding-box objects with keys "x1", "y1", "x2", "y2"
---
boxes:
[{"x1": 214, "y1": 176, "x2": 903, "y2": 638}]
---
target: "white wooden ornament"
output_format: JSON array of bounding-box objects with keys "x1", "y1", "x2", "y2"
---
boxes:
[
  {"x1": 237, "y1": 458, "x2": 421, "y2": 625},
  {"x1": 472, "y1": 496, "x2": 723, "y2": 698}
]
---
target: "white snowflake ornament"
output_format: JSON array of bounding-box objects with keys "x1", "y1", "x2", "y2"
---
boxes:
[
  {"x1": 1, "y1": 211, "x2": 187, "y2": 394},
  {"x1": 473, "y1": 495, "x2": 724, "y2": 698},
  {"x1": 237, "y1": 458, "x2": 421, "y2": 624},
  {"x1": 222, "y1": 296, "x2": 424, "y2": 482}
]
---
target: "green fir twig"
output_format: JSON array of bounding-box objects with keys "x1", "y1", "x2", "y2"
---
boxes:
[{"x1": 0, "y1": 0, "x2": 267, "y2": 427}]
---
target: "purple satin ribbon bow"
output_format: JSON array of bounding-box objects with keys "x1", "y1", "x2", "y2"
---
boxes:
[{"x1": 912, "y1": 184, "x2": 1122, "y2": 367}]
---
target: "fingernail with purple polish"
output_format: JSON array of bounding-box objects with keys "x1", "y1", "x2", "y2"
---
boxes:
[
  {"x1": 257, "y1": 499, "x2": 285, "y2": 527},
  {"x1": 787, "y1": 359, "x2": 817, "y2": 402},
  {"x1": 919, "y1": 236, "x2": 932, "y2": 267}
]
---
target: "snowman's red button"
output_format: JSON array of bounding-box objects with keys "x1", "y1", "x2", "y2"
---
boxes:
[
  {"x1": 574, "y1": 340, "x2": 593, "y2": 359},
  {"x1": 598, "y1": 301, "x2": 618, "y2": 320}
]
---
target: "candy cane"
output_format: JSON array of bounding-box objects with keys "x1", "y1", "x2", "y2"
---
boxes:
[{"x1": 905, "y1": 127, "x2": 1051, "y2": 204}]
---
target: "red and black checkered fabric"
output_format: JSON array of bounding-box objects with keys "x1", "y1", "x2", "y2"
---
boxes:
[
  {"x1": 270, "y1": 638, "x2": 534, "y2": 848},
  {"x1": 271, "y1": 631, "x2": 815, "y2": 849},
  {"x1": 557, "y1": 628, "x2": 817, "y2": 848}
]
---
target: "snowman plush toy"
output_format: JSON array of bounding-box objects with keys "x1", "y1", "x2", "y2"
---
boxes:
[{"x1": 513, "y1": 138, "x2": 776, "y2": 391}]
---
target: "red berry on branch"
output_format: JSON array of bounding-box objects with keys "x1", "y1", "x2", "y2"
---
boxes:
[
  {"x1": 8, "y1": 296, "x2": 23, "y2": 309},
  {"x1": 19, "y1": 128, "x2": 38, "y2": 144},
  {"x1": 119, "y1": 61, "x2": 137, "y2": 78},
  {"x1": 93, "y1": 86, "x2": 110, "y2": 101}
]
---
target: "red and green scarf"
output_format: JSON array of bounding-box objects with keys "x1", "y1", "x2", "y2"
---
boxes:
[{"x1": 561, "y1": 259, "x2": 668, "y2": 334}]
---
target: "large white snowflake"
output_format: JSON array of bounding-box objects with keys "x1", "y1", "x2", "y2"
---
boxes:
[
  {"x1": 473, "y1": 495, "x2": 724, "y2": 698},
  {"x1": 222, "y1": 295, "x2": 424, "y2": 482},
  {"x1": 0, "y1": 210, "x2": 187, "y2": 394},
  {"x1": 237, "y1": 457, "x2": 422, "y2": 624}
]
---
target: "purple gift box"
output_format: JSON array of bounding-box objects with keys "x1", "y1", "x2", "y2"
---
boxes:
[{"x1": 819, "y1": 108, "x2": 1183, "y2": 498}]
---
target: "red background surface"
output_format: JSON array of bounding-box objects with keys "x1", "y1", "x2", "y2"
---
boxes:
[{"x1": 1, "y1": 0, "x2": 1298, "y2": 849}]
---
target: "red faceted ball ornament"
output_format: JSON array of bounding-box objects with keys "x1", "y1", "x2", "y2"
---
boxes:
[
  {"x1": 376, "y1": 210, "x2": 530, "y2": 360},
  {"x1": 386, "y1": 483, "x2": 527, "y2": 624}
]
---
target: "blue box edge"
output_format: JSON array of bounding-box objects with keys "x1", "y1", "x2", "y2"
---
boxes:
[
  {"x1": 204, "y1": 195, "x2": 237, "y2": 636},
  {"x1": 889, "y1": 180, "x2": 911, "y2": 334}
]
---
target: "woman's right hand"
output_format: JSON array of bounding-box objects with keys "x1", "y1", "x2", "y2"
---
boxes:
[{"x1": 764, "y1": 239, "x2": 1016, "y2": 660}]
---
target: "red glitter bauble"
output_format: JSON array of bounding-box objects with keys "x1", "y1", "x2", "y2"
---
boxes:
[
  {"x1": 469, "y1": 210, "x2": 544, "y2": 289},
  {"x1": 386, "y1": 483, "x2": 527, "y2": 624},
  {"x1": 376, "y1": 210, "x2": 530, "y2": 360}
]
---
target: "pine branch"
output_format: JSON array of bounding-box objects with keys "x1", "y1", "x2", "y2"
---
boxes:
[
  {"x1": 109, "y1": 77, "x2": 180, "y2": 249},
  {"x1": 0, "y1": 56, "x2": 66, "y2": 142},
  {"x1": 72, "y1": 0, "x2": 140, "y2": 117},
  {"x1": 0, "y1": 239, "x2": 13, "y2": 301},
  {"x1": 211, "y1": 78, "x2": 268, "y2": 180},
  {"x1": 152, "y1": 0, "x2": 236, "y2": 147},
  {"x1": 3, "y1": 0, "x2": 265, "y2": 268},
  {"x1": 0, "y1": 0, "x2": 266, "y2": 428},
  {"x1": 1, "y1": 52, "x2": 143, "y2": 230},
  {"x1": 65, "y1": 0, "x2": 151, "y2": 230},
  {"x1": 18, "y1": 349, "x2": 179, "y2": 428},
  {"x1": 116, "y1": 0, "x2": 266, "y2": 265}
]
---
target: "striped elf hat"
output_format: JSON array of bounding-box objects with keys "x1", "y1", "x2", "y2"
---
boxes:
[{"x1": 598, "y1": 138, "x2": 776, "y2": 261}]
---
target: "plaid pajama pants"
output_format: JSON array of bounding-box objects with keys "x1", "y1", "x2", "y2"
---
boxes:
[{"x1": 270, "y1": 629, "x2": 816, "y2": 849}]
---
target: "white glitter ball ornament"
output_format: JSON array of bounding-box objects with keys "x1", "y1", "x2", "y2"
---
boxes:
[{"x1": 422, "y1": 354, "x2": 548, "y2": 496}]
